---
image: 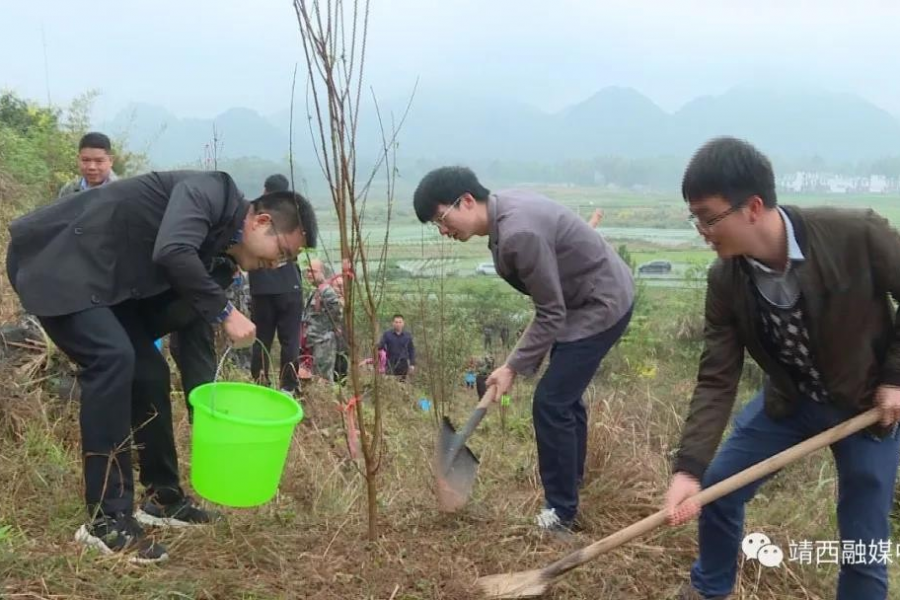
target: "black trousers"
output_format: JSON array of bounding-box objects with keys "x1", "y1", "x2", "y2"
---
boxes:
[
  {"x1": 168, "y1": 319, "x2": 216, "y2": 421},
  {"x1": 388, "y1": 358, "x2": 410, "y2": 381},
  {"x1": 250, "y1": 292, "x2": 302, "y2": 391},
  {"x1": 333, "y1": 347, "x2": 349, "y2": 382},
  {"x1": 37, "y1": 290, "x2": 204, "y2": 518}
]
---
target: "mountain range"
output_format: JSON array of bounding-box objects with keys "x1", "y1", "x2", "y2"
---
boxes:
[{"x1": 102, "y1": 85, "x2": 900, "y2": 169}]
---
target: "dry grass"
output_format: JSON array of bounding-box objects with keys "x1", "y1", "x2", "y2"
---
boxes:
[
  {"x1": 0, "y1": 333, "x2": 872, "y2": 600},
  {"x1": 0, "y1": 212, "x2": 890, "y2": 598}
]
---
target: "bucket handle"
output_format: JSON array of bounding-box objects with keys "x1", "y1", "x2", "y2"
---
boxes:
[
  {"x1": 208, "y1": 340, "x2": 286, "y2": 415},
  {"x1": 208, "y1": 344, "x2": 234, "y2": 415}
]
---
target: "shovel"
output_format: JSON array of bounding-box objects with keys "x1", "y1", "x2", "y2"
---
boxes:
[
  {"x1": 476, "y1": 407, "x2": 881, "y2": 598},
  {"x1": 435, "y1": 386, "x2": 498, "y2": 512}
]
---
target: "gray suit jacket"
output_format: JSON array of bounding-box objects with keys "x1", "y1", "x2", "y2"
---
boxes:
[{"x1": 488, "y1": 190, "x2": 634, "y2": 374}]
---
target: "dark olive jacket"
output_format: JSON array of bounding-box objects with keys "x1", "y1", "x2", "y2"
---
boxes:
[{"x1": 674, "y1": 206, "x2": 900, "y2": 479}]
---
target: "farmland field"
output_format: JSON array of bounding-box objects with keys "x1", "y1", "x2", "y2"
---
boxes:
[{"x1": 313, "y1": 186, "x2": 900, "y2": 280}]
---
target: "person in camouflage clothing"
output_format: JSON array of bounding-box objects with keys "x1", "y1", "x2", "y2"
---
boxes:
[
  {"x1": 303, "y1": 259, "x2": 342, "y2": 382},
  {"x1": 330, "y1": 274, "x2": 350, "y2": 383},
  {"x1": 225, "y1": 267, "x2": 253, "y2": 370}
]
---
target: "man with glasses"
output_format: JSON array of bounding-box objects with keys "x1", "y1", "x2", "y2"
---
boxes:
[
  {"x1": 6, "y1": 170, "x2": 318, "y2": 564},
  {"x1": 413, "y1": 166, "x2": 634, "y2": 535},
  {"x1": 666, "y1": 137, "x2": 900, "y2": 600}
]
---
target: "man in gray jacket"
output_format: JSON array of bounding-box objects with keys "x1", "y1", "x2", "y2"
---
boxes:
[{"x1": 414, "y1": 167, "x2": 634, "y2": 533}]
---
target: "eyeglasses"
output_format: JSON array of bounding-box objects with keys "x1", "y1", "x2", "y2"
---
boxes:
[
  {"x1": 688, "y1": 203, "x2": 745, "y2": 231},
  {"x1": 432, "y1": 195, "x2": 463, "y2": 228},
  {"x1": 268, "y1": 220, "x2": 296, "y2": 264}
]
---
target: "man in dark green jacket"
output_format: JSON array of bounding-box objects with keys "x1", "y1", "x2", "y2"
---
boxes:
[{"x1": 665, "y1": 137, "x2": 900, "y2": 600}]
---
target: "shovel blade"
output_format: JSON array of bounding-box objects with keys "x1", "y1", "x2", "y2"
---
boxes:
[{"x1": 435, "y1": 416, "x2": 481, "y2": 512}]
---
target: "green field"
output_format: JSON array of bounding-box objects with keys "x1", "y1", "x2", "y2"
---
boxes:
[{"x1": 313, "y1": 187, "x2": 900, "y2": 278}]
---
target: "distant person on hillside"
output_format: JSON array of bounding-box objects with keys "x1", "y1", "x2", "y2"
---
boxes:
[
  {"x1": 224, "y1": 265, "x2": 253, "y2": 371},
  {"x1": 664, "y1": 137, "x2": 900, "y2": 600},
  {"x1": 413, "y1": 167, "x2": 634, "y2": 535},
  {"x1": 482, "y1": 324, "x2": 493, "y2": 351},
  {"x1": 474, "y1": 354, "x2": 495, "y2": 399},
  {"x1": 378, "y1": 314, "x2": 416, "y2": 381},
  {"x1": 58, "y1": 132, "x2": 118, "y2": 198},
  {"x1": 331, "y1": 274, "x2": 350, "y2": 383},
  {"x1": 249, "y1": 174, "x2": 304, "y2": 395},
  {"x1": 6, "y1": 170, "x2": 318, "y2": 563},
  {"x1": 464, "y1": 368, "x2": 476, "y2": 390},
  {"x1": 498, "y1": 323, "x2": 510, "y2": 348},
  {"x1": 303, "y1": 259, "x2": 342, "y2": 382}
]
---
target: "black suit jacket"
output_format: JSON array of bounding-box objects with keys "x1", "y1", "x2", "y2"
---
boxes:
[
  {"x1": 248, "y1": 263, "x2": 302, "y2": 296},
  {"x1": 7, "y1": 170, "x2": 249, "y2": 322}
]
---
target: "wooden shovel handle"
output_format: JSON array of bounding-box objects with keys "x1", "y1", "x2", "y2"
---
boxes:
[
  {"x1": 453, "y1": 387, "x2": 498, "y2": 444},
  {"x1": 543, "y1": 407, "x2": 882, "y2": 579},
  {"x1": 442, "y1": 387, "x2": 500, "y2": 465},
  {"x1": 477, "y1": 386, "x2": 498, "y2": 410}
]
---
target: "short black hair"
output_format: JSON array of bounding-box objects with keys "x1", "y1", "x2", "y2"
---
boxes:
[
  {"x1": 413, "y1": 166, "x2": 491, "y2": 223},
  {"x1": 682, "y1": 137, "x2": 777, "y2": 208},
  {"x1": 264, "y1": 173, "x2": 290, "y2": 193},
  {"x1": 392, "y1": 314, "x2": 404, "y2": 320},
  {"x1": 251, "y1": 191, "x2": 319, "y2": 248},
  {"x1": 79, "y1": 132, "x2": 112, "y2": 153}
]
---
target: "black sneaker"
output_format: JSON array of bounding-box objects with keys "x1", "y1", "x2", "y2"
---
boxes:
[
  {"x1": 74, "y1": 513, "x2": 168, "y2": 564},
  {"x1": 135, "y1": 493, "x2": 222, "y2": 528}
]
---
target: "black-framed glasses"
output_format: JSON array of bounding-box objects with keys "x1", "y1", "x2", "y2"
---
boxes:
[
  {"x1": 688, "y1": 203, "x2": 745, "y2": 231},
  {"x1": 432, "y1": 195, "x2": 463, "y2": 228}
]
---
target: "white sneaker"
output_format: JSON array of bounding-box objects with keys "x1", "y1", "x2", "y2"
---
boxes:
[
  {"x1": 536, "y1": 508, "x2": 561, "y2": 530},
  {"x1": 535, "y1": 507, "x2": 583, "y2": 535}
]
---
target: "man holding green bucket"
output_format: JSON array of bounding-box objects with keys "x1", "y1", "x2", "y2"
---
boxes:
[{"x1": 5, "y1": 171, "x2": 318, "y2": 563}]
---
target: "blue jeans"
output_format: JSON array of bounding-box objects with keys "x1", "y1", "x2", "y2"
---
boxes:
[
  {"x1": 533, "y1": 307, "x2": 632, "y2": 522},
  {"x1": 691, "y1": 391, "x2": 900, "y2": 599}
]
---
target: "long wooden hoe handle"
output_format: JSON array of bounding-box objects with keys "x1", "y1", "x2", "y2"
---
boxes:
[{"x1": 542, "y1": 407, "x2": 881, "y2": 579}]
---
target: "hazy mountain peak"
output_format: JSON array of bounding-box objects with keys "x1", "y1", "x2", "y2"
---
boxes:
[{"x1": 102, "y1": 84, "x2": 900, "y2": 167}]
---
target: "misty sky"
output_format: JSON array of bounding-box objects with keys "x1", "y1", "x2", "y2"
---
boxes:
[{"x1": 2, "y1": 0, "x2": 900, "y2": 121}]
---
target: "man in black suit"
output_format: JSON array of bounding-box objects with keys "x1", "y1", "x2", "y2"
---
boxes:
[
  {"x1": 249, "y1": 174, "x2": 304, "y2": 394},
  {"x1": 5, "y1": 170, "x2": 318, "y2": 563}
]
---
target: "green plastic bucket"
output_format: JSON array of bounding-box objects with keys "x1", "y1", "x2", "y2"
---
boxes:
[{"x1": 188, "y1": 382, "x2": 304, "y2": 507}]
